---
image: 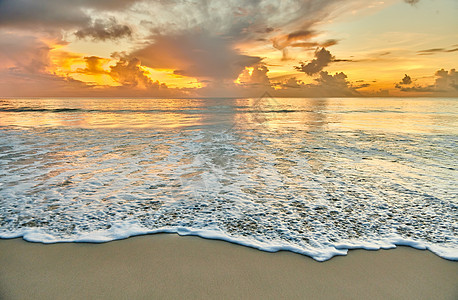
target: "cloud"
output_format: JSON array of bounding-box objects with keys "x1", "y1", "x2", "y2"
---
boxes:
[
  {"x1": 76, "y1": 56, "x2": 109, "y2": 75},
  {"x1": 75, "y1": 18, "x2": 132, "y2": 41},
  {"x1": 271, "y1": 71, "x2": 359, "y2": 97},
  {"x1": 398, "y1": 74, "x2": 412, "y2": 85},
  {"x1": 272, "y1": 28, "x2": 338, "y2": 60},
  {"x1": 130, "y1": 0, "x2": 360, "y2": 78},
  {"x1": 108, "y1": 55, "x2": 165, "y2": 89},
  {"x1": 273, "y1": 32, "x2": 339, "y2": 51},
  {"x1": 395, "y1": 69, "x2": 458, "y2": 95},
  {"x1": 281, "y1": 77, "x2": 304, "y2": 89},
  {"x1": 0, "y1": 35, "x2": 185, "y2": 97},
  {"x1": 76, "y1": 54, "x2": 165, "y2": 88},
  {"x1": 435, "y1": 68, "x2": 458, "y2": 91},
  {"x1": 0, "y1": 66, "x2": 183, "y2": 97},
  {"x1": 0, "y1": 69, "x2": 95, "y2": 97},
  {"x1": 0, "y1": 32, "x2": 50, "y2": 73},
  {"x1": 417, "y1": 47, "x2": 458, "y2": 55},
  {"x1": 404, "y1": 0, "x2": 420, "y2": 5},
  {"x1": 0, "y1": 0, "x2": 391, "y2": 97},
  {"x1": 237, "y1": 65, "x2": 271, "y2": 87},
  {"x1": 0, "y1": 1, "x2": 88, "y2": 29},
  {"x1": 0, "y1": 57, "x2": 187, "y2": 98},
  {"x1": 272, "y1": 30, "x2": 317, "y2": 50},
  {"x1": 132, "y1": 31, "x2": 261, "y2": 81},
  {"x1": 313, "y1": 71, "x2": 356, "y2": 94},
  {"x1": 0, "y1": 0, "x2": 137, "y2": 31},
  {"x1": 395, "y1": 85, "x2": 435, "y2": 93},
  {"x1": 354, "y1": 83, "x2": 370, "y2": 89},
  {"x1": 1, "y1": 0, "x2": 137, "y2": 24},
  {"x1": 295, "y1": 48, "x2": 334, "y2": 76},
  {"x1": 201, "y1": 67, "x2": 359, "y2": 98}
]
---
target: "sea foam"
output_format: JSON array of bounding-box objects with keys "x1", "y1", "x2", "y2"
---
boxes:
[{"x1": 0, "y1": 97, "x2": 457, "y2": 261}]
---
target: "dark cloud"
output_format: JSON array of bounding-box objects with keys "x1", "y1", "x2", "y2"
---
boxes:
[
  {"x1": 132, "y1": 32, "x2": 261, "y2": 81},
  {"x1": 287, "y1": 39, "x2": 339, "y2": 50},
  {"x1": 295, "y1": 48, "x2": 333, "y2": 76},
  {"x1": 396, "y1": 85, "x2": 435, "y2": 92},
  {"x1": 0, "y1": 0, "x2": 88, "y2": 29},
  {"x1": 404, "y1": 0, "x2": 420, "y2": 5},
  {"x1": 288, "y1": 42, "x2": 319, "y2": 48},
  {"x1": 0, "y1": 0, "x2": 363, "y2": 86},
  {"x1": 280, "y1": 77, "x2": 304, "y2": 89},
  {"x1": 417, "y1": 47, "x2": 458, "y2": 55},
  {"x1": 287, "y1": 30, "x2": 316, "y2": 41},
  {"x1": 272, "y1": 30, "x2": 339, "y2": 56},
  {"x1": 399, "y1": 74, "x2": 412, "y2": 85},
  {"x1": 257, "y1": 27, "x2": 275, "y2": 34},
  {"x1": 0, "y1": 0, "x2": 136, "y2": 30},
  {"x1": 146, "y1": 0, "x2": 350, "y2": 63},
  {"x1": 75, "y1": 56, "x2": 108, "y2": 75},
  {"x1": 354, "y1": 83, "x2": 370, "y2": 89},
  {"x1": 0, "y1": 0, "x2": 382, "y2": 97},
  {"x1": 138, "y1": 0, "x2": 345, "y2": 42},
  {"x1": 419, "y1": 48, "x2": 445, "y2": 53},
  {"x1": 321, "y1": 39, "x2": 339, "y2": 47},
  {"x1": 333, "y1": 58, "x2": 354, "y2": 62},
  {"x1": 75, "y1": 18, "x2": 132, "y2": 41}
]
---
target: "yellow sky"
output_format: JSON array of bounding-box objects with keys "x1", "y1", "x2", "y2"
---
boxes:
[{"x1": 0, "y1": 0, "x2": 457, "y2": 97}]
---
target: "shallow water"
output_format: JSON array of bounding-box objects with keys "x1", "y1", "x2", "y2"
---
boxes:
[{"x1": 0, "y1": 97, "x2": 457, "y2": 261}]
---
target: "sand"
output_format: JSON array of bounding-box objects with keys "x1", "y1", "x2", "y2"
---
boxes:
[{"x1": 0, "y1": 234, "x2": 457, "y2": 299}]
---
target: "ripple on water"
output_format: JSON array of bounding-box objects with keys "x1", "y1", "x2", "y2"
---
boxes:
[{"x1": 0, "y1": 125, "x2": 456, "y2": 261}]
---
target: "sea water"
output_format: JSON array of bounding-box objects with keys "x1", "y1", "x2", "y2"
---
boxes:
[{"x1": 0, "y1": 97, "x2": 456, "y2": 261}]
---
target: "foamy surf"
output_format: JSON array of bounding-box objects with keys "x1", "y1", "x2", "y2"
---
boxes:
[
  {"x1": 1, "y1": 97, "x2": 457, "y2": 261},
  {"x1": 1, "y1": 224, "x2": 457, "y2": 261}
]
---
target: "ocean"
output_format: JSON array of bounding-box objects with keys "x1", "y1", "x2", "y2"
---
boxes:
[{"x1": 0, "y1": 96, "x2": 456, "y2": 261}]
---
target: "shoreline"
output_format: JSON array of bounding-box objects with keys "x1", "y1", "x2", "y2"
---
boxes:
[
  {"x1": 1, "y1": 234, "x2": 457, "y2": 299},
  {"x1": 3, "y1": 228, "x2": 456, "y2": 262}
]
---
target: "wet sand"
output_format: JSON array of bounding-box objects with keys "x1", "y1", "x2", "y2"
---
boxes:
[{"x1": 0, "y1": 234, "x2": 457, "y2": 299}]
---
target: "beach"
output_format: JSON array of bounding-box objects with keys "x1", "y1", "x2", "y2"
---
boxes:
[
  {"x1": 1, "y1": 0, "x2": 457, "y2": 297},
  {"x1": 1, "y1": 234, "x2": 457, "y2": 299},
  {"x1": 1, "y1": 97, "x2": 457, "y2": 299}
]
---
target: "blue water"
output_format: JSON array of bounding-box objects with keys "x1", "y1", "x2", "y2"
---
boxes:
[{"x1": 0, "y1": 97, "x2": 456, "y2": 261}]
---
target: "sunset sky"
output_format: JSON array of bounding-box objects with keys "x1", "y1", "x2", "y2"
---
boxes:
[{"x1": 0, "y1": 0, "x2": 457, "y2": 98}]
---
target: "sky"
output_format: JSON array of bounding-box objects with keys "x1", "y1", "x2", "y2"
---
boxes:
[{"x1": 0, "y1": 0, "x2": 457, "y2": 98}]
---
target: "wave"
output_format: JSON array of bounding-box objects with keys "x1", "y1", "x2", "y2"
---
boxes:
[
  {"x1": 1, "y1": 225, "x2": 456, "y2": 262},
  {"x1": 0, "y1": 107, "x2": 85, "y2": 113},
  {"x1": 0, "y1": 107, "x2": 310, "y2": 114},
  {"x1": 1, "y1": 98, "x2": 456, "y2": 262}
]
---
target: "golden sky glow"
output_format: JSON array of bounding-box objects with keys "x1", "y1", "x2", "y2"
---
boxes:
[{"x1": 0, "y1": 0, "x2": 457, "y2": 97}]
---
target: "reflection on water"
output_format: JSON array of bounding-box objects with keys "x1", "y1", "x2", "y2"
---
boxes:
[
  {"x1": 0, "y1": 97, "x2": 457, "y2": 260},
  {"x1": 0, "y1": 97, "x2": 456, "y2": 133}
]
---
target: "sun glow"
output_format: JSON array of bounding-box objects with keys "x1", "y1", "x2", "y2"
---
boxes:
[{"x1": 140, "y1": 66, "x2": 202, "y2": 89}]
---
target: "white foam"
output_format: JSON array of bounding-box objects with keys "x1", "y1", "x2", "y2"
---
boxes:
[
  {"x1": 2, "y1": 224, "x2": 457, "y2": 261},
  {"x1": 1, "y1": 98, "x2": 457, "y2": 261}
]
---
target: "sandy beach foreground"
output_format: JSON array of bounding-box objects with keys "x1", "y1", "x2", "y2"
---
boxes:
[{"x1": 0, "y1": 234, "x2": 456, "y2": 300}]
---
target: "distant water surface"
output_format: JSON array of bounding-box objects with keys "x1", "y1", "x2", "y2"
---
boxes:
[{"x1": 0, "y1": 97, "x2": 456, "y2": 261}]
